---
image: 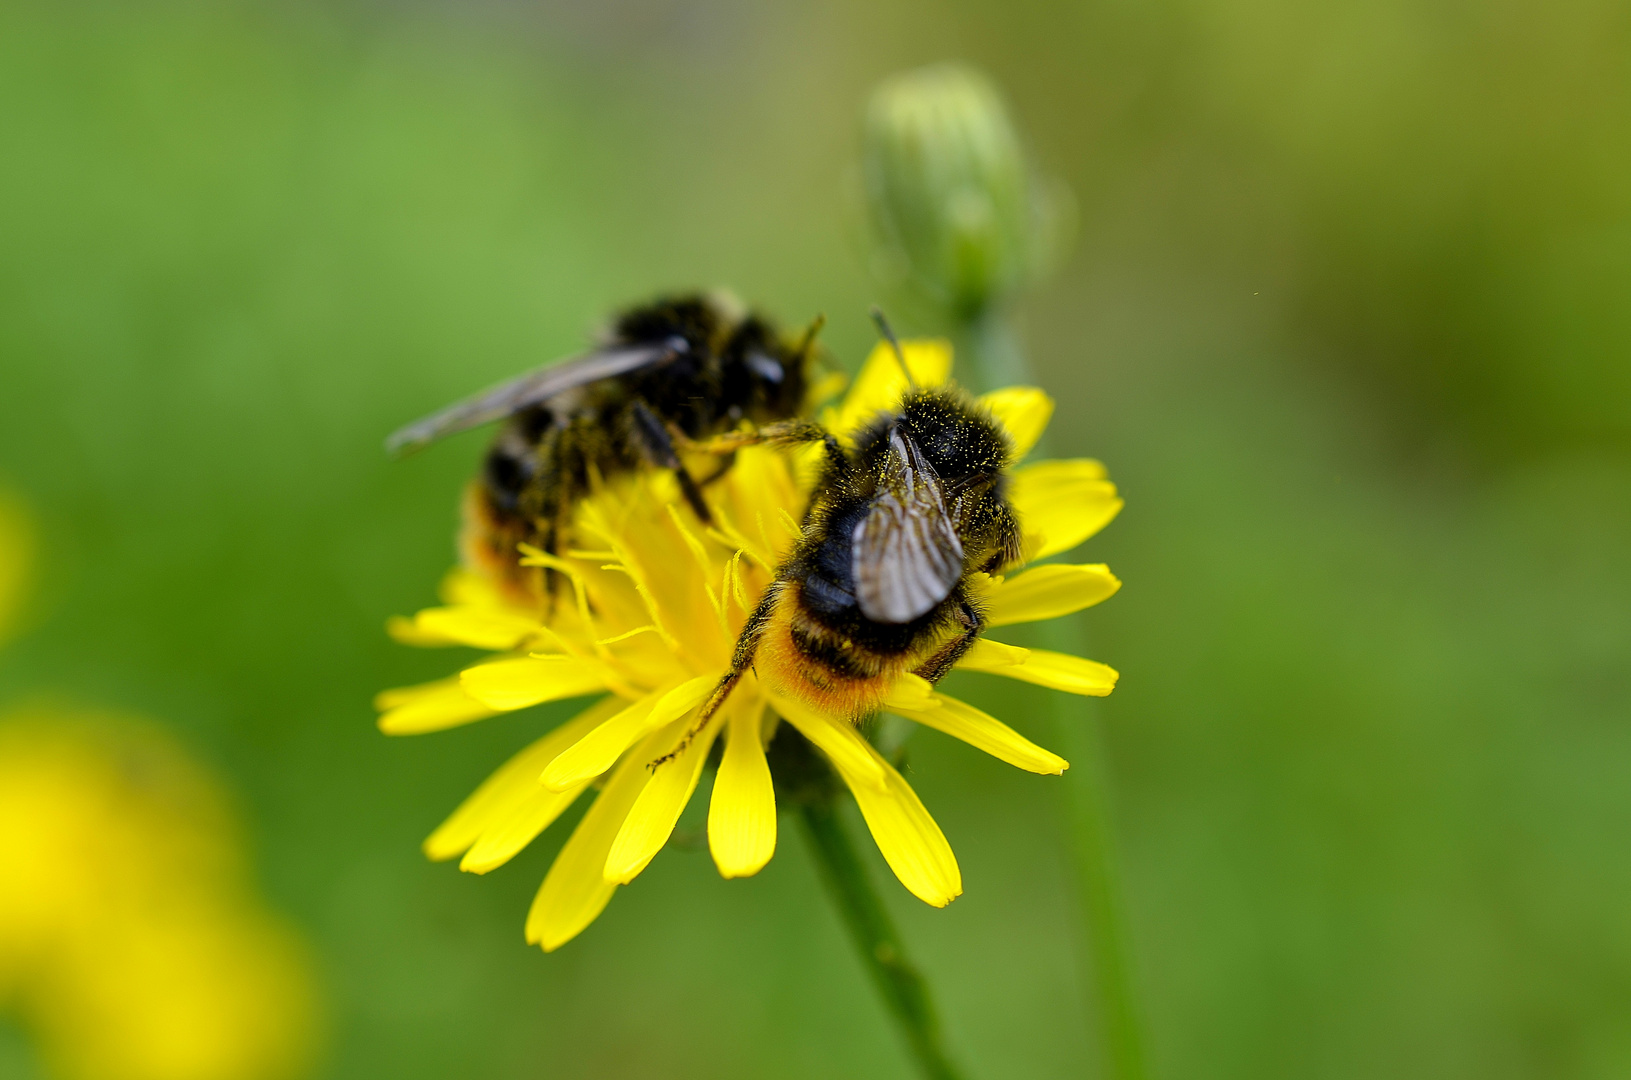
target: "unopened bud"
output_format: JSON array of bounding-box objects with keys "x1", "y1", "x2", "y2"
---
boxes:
[{"x1": 862, "y1": 63, "x2": 1068, "y2": 322}]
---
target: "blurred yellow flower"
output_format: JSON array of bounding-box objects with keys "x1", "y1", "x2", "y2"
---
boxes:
[
  {"x1": 382, "y1": 340, "x2": 1124, "y2": 951},
  {"x1": 0, "y1": 701, "x2": 320, "y2": 1080}
]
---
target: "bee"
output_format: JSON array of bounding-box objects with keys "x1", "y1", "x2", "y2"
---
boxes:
[
  {"x1": 387, "y1": 293, "x2": 823, "y2": 599},
  {"x1": 666, "y1": 324, "x2": 1023, "y2": 759}
]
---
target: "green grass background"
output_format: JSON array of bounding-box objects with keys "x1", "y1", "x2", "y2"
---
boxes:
[{"x1": 1, "y1": 0, "x2": 1628, "y2": 1077}]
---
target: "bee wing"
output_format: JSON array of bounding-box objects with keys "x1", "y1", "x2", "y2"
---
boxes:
[
  {"x1": 385, "y1": 343, "x2": 675, "y2": 456},
  {"x1": 851, "y1": 428, "x2": 966, "y2": 624}
]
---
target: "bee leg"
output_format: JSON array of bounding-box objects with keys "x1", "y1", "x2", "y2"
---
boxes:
[
  {"x1": 649, "y1": 668, "x2": 745, "y2": 769},
  {"x1": 736, "y1": 421, "x2": 853, "y2": 480},
  {"x1": 698, "y1": 451, "x2": 737, "y2": 486},
  {"x1": 911, "y1": 598, "x2": 985, "y2": 684},
  {"x1": 980, "y1": 500, "x2": 1025, "y2": 574},
  {"x1": 628, "y1": 399, "x2": 713, "y2": 524},
  {"x1": 649, "y1": 584, "x2": 779, "y2": 769},
  {"x1": 742, "y1": 423, "x2": 852, "y2": 482},
  {"x1": 670, "y1": 420, "x2": 836, "y2": 457}
]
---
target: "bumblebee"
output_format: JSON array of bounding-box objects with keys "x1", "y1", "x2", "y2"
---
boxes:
[
  {"x1": 387, "y1": 294, "x2": 821, "y2": 599},
  {"x1": 674, "y1": 342, "x2": 1023, "y2": 752}
]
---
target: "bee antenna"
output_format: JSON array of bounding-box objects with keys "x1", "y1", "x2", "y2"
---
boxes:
[
  {"x1": 869, "y1": 306, "x2": 915, "y2": 388},
  {"x1": 794, "y1": 312, "x2": 827, "y2": 362}
]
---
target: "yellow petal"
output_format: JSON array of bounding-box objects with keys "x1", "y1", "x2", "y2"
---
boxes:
[
  {"x1": 881, "y1": 673, "x2": 938, "y2": 711},
  {"x1": 961, "y1": 644, "x2": 1119, "y2": 697},
  {"x1": 526, "y1": 729, "x2": 669, "y2": 952},
  {"x1": 422, "y1": 696, "x2": 622, "y2": 863},
  {"x1": 540, "y1": 676, "x2": 713, "y2": 792},
  {"x1": 977, "y1": 386, "x2": 1053, "y2": 459},
  {"x1": 460, "y1": 655, "x2": 607, "y2": 711},
  {"x1": 708, "y1": 700, "x2": 776, "y2": 878},
  {"x1": 386, "y1": 614, "x2": 460, "y2": 648},
  {"x1": 829, "y1": 338, "x2": 953, "y2": 439},
  {"x1": 830, "y1": 740, "x2": 962, "y2": 907},
  {"x1": 376, "y1": 677, "x2": 498, "y2": 736},
  {"x1": 957, "y1": 637, "x2": 1030, "y2": 668},
  {"x1": 770, "y1": 694, "x2": 887, "y2": 791},
  {"x1": 461, "y1": 785, "x2": 593, "y2": 874},
  {"x1": 439, "y1": 567, "x2": 508, "y2": 607},
  {"x1": 603, "y1": 711, "x2": 726, "y2": 884},
  {"x1": 892, "y1": 694, "x2": 1067, "y2": 774},
  {"x1": 985, "y1": 563, "x2": 1122, "y2": 626},
  {"x1": 1010, "y1": 459, "x2": 1123, "y2": 559},
  {"x1": 410, "y1": 605, "x2": 541, "y2": 650}
]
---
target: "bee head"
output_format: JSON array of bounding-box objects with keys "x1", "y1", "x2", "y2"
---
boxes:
[
  {"x1": 882, "y1": 388, "x2": 1013, "y2": 483},
  {"x1": 719, "y1": 315, "x2": 811, "y2": 420},
  {"x1": 611, "y1": 294, "x2": 724, "y2": 358}
]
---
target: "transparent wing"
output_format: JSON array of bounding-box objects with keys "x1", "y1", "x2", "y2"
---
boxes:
[
  {"x1": 851, "y1": 428, "x2": 965, "y2": 624},
  {"x1": 385, "y1": 343, "x2": 674, "y2": 456}
]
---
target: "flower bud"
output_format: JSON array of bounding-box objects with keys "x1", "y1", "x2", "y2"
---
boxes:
[{"x1": 862, "y1": 63, "x2": 1068, "y2": 322}]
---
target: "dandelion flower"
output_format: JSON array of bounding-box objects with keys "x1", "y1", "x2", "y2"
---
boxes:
[{"x1": 381, "y1": 338, "x2": 1124, "y2": 951}]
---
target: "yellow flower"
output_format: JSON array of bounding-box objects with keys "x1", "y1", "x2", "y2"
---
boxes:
[
  {"x1": 380, "y1": 339, "x2": 1124, "y2": 951},
  {"x1": 0, "y1": 704, "x2": 320, "y2": 1080},
  {"x1": 0, "y1": 491, "x2": 320, "y2": 1080}
]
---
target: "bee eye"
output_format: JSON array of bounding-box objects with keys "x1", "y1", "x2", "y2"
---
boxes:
[{"x1": 746, "y1": 353, "x2": 785, "y2": 384}]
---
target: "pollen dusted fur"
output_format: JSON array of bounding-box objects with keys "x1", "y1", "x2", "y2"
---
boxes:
[{"x1": 739, "y1": 386, "x2": 1022, "y2": 720}]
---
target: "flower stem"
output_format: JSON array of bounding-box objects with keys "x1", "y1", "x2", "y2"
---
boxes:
[
  {"x1": 958, "y1": 310, "x2": 1151, "y2": 1080},
  {"x1": 1041, "y1": 625, "x2": 1151, "y2": 1080},
  {"x1": 797, "y1": 796, "x2": 968, "y2": 1080}
]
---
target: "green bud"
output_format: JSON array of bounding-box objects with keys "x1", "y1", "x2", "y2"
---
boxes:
[{"x1": 862, "y1": 63, "x2": 1069, "y2": 323}]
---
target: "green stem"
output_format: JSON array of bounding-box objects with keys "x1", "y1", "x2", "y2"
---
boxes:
[
  {"x1": 958, "y1": 308, "x2": 1151, "y2": 1080},
  {"x1": 953, "y1": 311, "x2": 1030, "y2": 390},
  {"x1": 797, "y1": 797, "x2": 968, "y2": 1080},
  {"x1": 1041, "y1": 625, "x2": 1150, "y2": 1080}
]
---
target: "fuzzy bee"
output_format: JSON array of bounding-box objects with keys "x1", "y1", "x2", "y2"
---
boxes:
[
  {"x1": 387, "y1": 294, "x2": 823, "y2": 600},
  {"x1": 666, "y1": 332, "x2": 1023, "y2": 755}
]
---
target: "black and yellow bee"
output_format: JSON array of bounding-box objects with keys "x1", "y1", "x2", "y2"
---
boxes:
[
  {"x1": 751, "y1": 385, "x2": 1020, "y2": 713},
  {"x1": 672, "y1": 330, "x2": 1023, "y2": 752},
  {"x1": 387, "y1": 293, "x2": 823, "y2": 600}
]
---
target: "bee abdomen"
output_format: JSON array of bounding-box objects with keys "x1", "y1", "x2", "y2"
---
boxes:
[
  {"x1": 789, "y1": 624, "x2": 877, "y2": 682},
  {"x1": 757, "y1": 585, "x2": 905, "y2": 721},
  {"x1": 481, "y1": 419, "x2": 544, "y2": 516}
]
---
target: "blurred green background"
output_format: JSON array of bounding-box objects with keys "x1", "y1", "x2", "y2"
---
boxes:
[{"x1": 1, "y1": 0, "x2": 1629, "y2": 1077}]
